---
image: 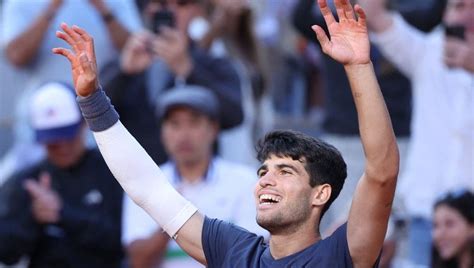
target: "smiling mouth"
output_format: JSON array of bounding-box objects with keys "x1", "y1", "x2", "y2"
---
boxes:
[{"x1": 259, "y1": 194, "x2": 282, "y2": 205}]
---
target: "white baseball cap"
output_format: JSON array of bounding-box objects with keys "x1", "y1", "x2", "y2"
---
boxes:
[{"x1": 29, "y1": 82, "x2": 82, "y2": 143}]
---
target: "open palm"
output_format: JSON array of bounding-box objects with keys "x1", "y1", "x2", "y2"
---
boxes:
[
  {"x1": 53, "y1": 23, "x2": 99, "y2": 97},
  {"x1": 313, "y1": 0, "x2": 370, "y2": 65}
]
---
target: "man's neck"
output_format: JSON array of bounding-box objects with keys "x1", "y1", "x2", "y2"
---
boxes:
[
  {"x1": 268, "y1": 222, "x2": 321, "y2": 259},
  {"x1": 176, "y1": 156, "x2": 211, "y2": 183}
]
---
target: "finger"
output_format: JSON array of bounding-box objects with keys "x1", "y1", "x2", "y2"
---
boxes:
[
  {"x1": 354, "y1": 4, "x2": 367, "y2": 28},
  {"x1": 318, "y1": 0, "x2": 336, "y2": 26},
  {"x1": 24, "y1": 179, "x2": 43, "y2": 198},
  {"x1": 152, "y1": 44, "x2": 169, "y2": 60},
  {"x1": 56, "y1": 30, "x2": 75, "y2": 47},
  {"x1": 334, "y1": 0, "x2": 348, "y2": 22},
  {"x1": 39, "y1": 172, "x2": 52, "y2": 189},
  {"x1": 151, "y1": 38, "x2": 169, "y2": 54},
  {"x1": 52, "y1": 47, "x2": 76, "y2": 63},
  {"x1": 61, "y1": 23, "x2": 85, "y2": 51},
  {"x1": 61, "y1": 23, "x2": 81, "y2": 43},
  {"x1": 136, "y1": 31, "x2": 155, "y2": 44},
  {"x1": 342, "y1": 0, "x2": 355, "y2": 20},
  {"x1": 159, "y1": 27, "x2": 179, "y2": 41},
  {"x1": 132, "y1": 33, "x2": 153, "y2": 51},
  {"x1": 312, "y1": 25, "x2": 331, "y2": 55},
  {"x1": 72, "y1": 25, "x2": 96, "y2": 62}
]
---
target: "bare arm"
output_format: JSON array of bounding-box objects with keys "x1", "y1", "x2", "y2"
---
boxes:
[
  {"x1": 5, "y1": 0, "x2": 62, "y2": 67},
  {"x1": 127, "y1": 231, "x2": 170, "y2": 268},
  {"x1": 313, "y1": 0, "x2": 399, "y2": 267},
  {"x1": 345, "y1": 63, "x2": 399, "y2": 267},
  {"x1": 52, "y1": 23, "x2": 207, "y2": 265}
]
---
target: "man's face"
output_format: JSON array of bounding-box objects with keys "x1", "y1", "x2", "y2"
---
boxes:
[
  {"x1": 161, "y1": 107, "x2": 218, "y2": 165},
  {"x1": 45, "y1": 128, "x2": 86, "y2": 169},
  {"x1": 444, "y1": 0, "x2": 474, "y2": 31},
  {"x1": 254, "y1": 154, "x2": 316, "y2": 233}
]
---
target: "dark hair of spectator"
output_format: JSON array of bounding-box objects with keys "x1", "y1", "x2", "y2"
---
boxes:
[{"x1": 431, "y1": 190, "x2": 474, "y2": 268}]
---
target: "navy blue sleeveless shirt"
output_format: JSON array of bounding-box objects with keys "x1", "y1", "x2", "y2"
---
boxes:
[{"x1": 202, "y1": 217, "x2": 356, "y2": 267}]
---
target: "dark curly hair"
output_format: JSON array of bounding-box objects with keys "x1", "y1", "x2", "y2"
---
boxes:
[{"x1": 255, "y1": 130, "x2": 347, "y2": 220}]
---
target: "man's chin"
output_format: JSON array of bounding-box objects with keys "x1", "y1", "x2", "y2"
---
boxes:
[{"x1": 256, "y1": 216, "x2": 282, "y2": 232}]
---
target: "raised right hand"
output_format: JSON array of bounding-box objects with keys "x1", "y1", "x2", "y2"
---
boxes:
[
  {"x1": 312, "y1": 0, "x2": 370, "y2": 66},
  {"x1": 53, "y1": 23, "x2": 99, "y2": 97},
  {"x1": 120, "y1": 31, "x2": 155, "y2": 75}
]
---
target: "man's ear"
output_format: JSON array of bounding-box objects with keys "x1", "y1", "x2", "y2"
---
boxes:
[{"x1": 312, "y1": 183, "x2": 332, "y2": 207}]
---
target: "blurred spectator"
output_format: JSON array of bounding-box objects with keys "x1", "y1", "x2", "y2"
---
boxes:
[
  {"x1": 432, "y1": 189, "x2": 473, "y2": 268},
  {"x1": 360, "y1": 0, "x2": 474, "y2": 265},
  {"x1": 0, "y1": 0, "x2": 142, "y2": 183},
  {"x1": 100, "y1": 0, "x2": 243, "y2": 165},
  {"x1": 0, "y1": 82, "x2": 124, "y2": 267},
  {"x1": 196, "y1": 0, "x2": 275, "y2": 166},
  {"x1": 122, "y1": 86, "x2": 266, "y2": 268}
]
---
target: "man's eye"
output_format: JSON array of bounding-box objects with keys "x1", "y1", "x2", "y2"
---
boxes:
[
  {"x1": 258, "y1": 171, "x2": 267, "y2": 178},
  {"x1": 281, "y1": 169, "x2": 292, "y2": 175}
]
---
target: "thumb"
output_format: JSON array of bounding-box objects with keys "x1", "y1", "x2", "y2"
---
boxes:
[
  {"x1": 39, "y1": 172, "x2": 52, "y2": 189},
  {"x1": 312, "y1": 25, "x2": 331, "y2": 55}
]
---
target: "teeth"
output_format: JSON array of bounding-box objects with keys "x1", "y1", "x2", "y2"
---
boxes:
[{"x1": 259, "y1": 194, "x2": 282, "y2": 203}]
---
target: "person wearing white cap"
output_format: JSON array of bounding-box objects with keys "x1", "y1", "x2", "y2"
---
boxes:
[
  {"x1": 0, "y1": 82, "x2": 124, "y2": 268},
  {"x1": 122, "y1": 85, "x2": 267, "y2": 268}
]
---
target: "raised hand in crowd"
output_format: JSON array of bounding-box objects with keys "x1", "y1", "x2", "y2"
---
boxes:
[
  {"x1": 150, "y1": 27, "x2": 193, "y2": 78},
  {"x1": 120, "y1": 31, "x2": 156, "y2": 74},
  {"x1": 444, "y1": 35, "x2": 474, "y2": 72},
  {"x1": 24, "y1": 172, "x2": 62, "y2": 224}
]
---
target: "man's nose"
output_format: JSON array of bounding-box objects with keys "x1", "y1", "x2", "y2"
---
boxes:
[{"x1": 259, "y1": 171, "x2": 276, "y2": 188}]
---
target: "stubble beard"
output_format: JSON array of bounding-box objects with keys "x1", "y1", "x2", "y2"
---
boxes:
[{"x1": 256, "y1": 199, "x2": 312, "y2": 235}]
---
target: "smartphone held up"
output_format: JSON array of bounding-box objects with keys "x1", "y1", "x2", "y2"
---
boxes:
[{"x1": 152, "y1": 9, "x2": 175, "y2": 34}]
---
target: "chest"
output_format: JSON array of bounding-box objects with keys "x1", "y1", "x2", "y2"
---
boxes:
[
  {"x1": 49, "y1": 167, "x2": 111, "y2": 208},
  {"x1": 219, "y1": 247, "x2": 352, "y2": 268}
]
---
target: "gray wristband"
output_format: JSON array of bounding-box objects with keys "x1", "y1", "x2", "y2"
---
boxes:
[{"x1": 77, "y1": 87, "x2": 119, "y2": 132}]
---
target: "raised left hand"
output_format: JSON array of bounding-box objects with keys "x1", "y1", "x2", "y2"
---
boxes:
[
  {"x1": 151, "y1": 27, "x2": 193, "y2": 77},
  {"x1": 24, "y1": 172, "x2": 62, "y2": 224},
  {"x1": 444, "y1": 36, "x2": 474, "y2": 72},
  {"x1": 312, "y1": 0, "x2": 370, "y2": 66}
]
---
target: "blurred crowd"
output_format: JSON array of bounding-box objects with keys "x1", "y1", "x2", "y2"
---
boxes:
[{"x1": 0, "y1": 0, "x2": 472, "y2": 267}]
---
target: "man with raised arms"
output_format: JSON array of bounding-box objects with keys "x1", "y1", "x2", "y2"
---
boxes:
[{"x1": 53, "y1": 0, "x2": 399, "y2": 267}]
